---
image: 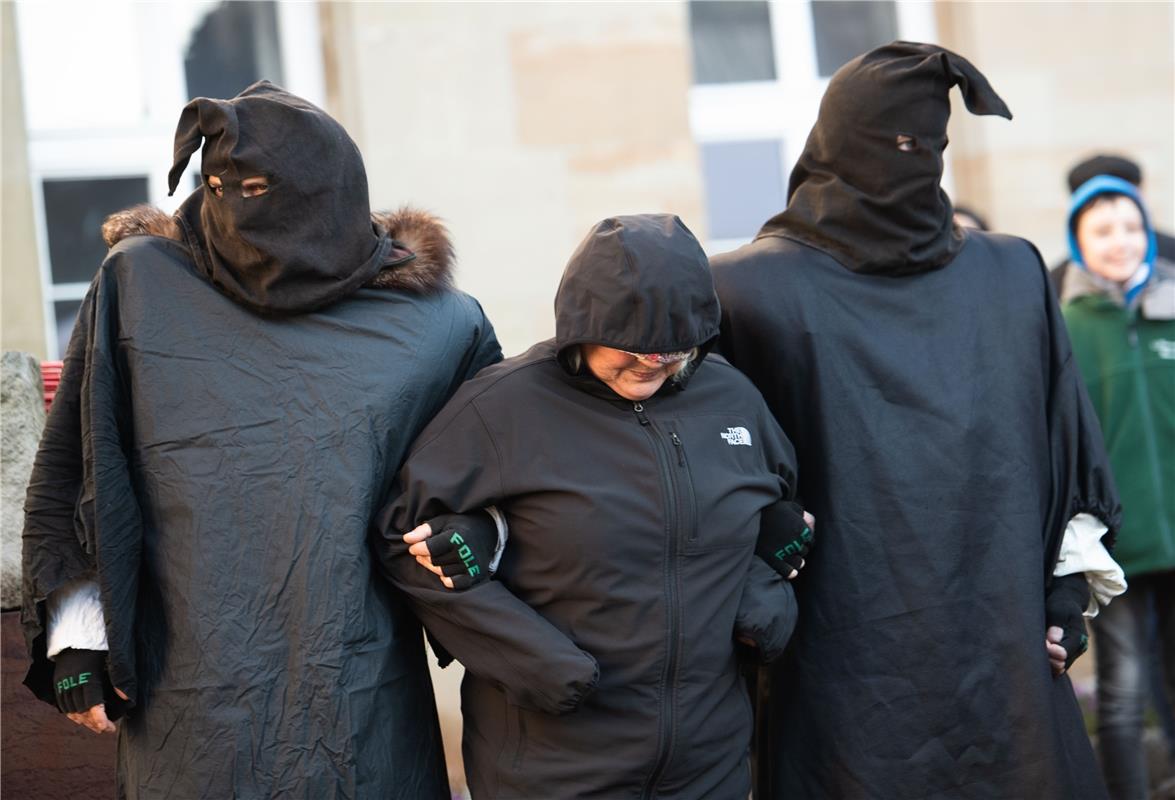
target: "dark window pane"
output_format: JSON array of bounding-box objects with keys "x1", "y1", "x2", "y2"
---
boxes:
[
  {"x1": 701, "y1": 140, "x2": 786, "y2": 240},
  {"x1": 55, "y1": 300, "x2": 83, "y2": 353},
  {"x1": 185, "y1": 1, "x2": 283, "y2": 101},
  {"x1": 811, "y1": 1, "x2": 897, "y2": 77},
  {"x1": 689, "y1": 1, "x2": 776, "y2": 85},
  {"x1": 43, "y1": 177, "x2": 149, "y2": 284}
]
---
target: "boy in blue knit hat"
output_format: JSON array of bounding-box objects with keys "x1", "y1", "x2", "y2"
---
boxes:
[{"x1": 1062, "y1": 174, "x2": 1175, "y2": 800}]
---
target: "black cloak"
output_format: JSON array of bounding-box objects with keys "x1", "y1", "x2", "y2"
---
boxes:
[
  {"x1": 22, "y1": 83, "x2": 502, "y2": 799},
  {"x1": 710, "y1": 42, "x2": 1121, "y2": 799}
]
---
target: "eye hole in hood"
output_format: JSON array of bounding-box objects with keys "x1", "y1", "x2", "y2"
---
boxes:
[{"x1": 554, "y1": 214, "x2": 721, "y2": 365}]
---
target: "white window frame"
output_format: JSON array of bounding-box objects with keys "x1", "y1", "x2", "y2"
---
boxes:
[
  {"x1": 689, "y1": 0, "x2": 942, "y2": 254},
  {"x1": 17, "y1": 1, "x2": 323, "y2": 358}
]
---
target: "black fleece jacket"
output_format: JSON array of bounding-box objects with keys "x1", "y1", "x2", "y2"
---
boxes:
[{"x1": 373, "y1": 215, "x2": 799, "y2": 800}]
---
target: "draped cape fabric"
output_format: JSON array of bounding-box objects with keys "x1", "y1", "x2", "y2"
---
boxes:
[
  {"x1": 21, "y1": 233, "x2": 501, "y2": 799},
  {"x1": 712, "y1": 230, "x2": 1120, "y2": 799}
]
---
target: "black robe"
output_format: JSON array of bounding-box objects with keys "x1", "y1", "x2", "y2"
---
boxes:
[
  {"x1": 21, "y1": 230, "x2": 501, "y2": 799},
  {"x1": 712, "y1": 229, "x2": 1121, "y2": 799}
]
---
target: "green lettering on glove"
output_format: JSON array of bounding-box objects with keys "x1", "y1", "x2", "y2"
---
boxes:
[{"x1": 425, "y1": 511, "x2": 497, "y2": 590}]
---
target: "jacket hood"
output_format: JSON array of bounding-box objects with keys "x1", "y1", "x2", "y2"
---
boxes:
[
  {"x1": 167, "y1": 80, "x2": 396, "y2": 315},
  {"x1": 554, "y1": 214, "x2": 720, "y2": 360},
  {"x1": 758, "y1": 41, "x2": 1011, "y2": 276},
  {"x1": 102, "y1": 204, "x2": 456, "y2": 294},
  {"x1": 1066, "y1": 174, "x2": 1157, "y2": 307}
]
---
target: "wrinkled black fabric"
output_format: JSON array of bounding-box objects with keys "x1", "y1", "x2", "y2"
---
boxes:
[
  {"x1": 759, "y1": 42, "x2": 1011, "y2": 276},
  {"x1": 373, "y1": 215, "x2": 797, "y2": 799},
  {"x1": 168, "y1": 81, "x2": 393, "y2": 314},
  {"x1": 22, "y1": 235, "x2": 501, "y2": 799},
  {"x1": 712, "y1": 230, "x2": 1120, "y2": 800}
]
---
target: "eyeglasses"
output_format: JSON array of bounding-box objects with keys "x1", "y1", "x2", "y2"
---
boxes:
[{"x1": 620, "y1": 350, "x2": 693, "y2": 364}]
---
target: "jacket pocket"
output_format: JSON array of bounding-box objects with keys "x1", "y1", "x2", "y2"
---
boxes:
[
  {"x1": 499, "y1": 701, "x2": 528, "y2": 774},
  {"x1": 672, "y1": 414, "x2": 774, "y2": 554}
]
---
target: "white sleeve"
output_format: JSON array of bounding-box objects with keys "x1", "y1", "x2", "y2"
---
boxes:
[
  {"x1": 1052, "y1": 513, "x2": 1128, "y2": 618},
  {"x1": 485, "y1": 505, "x2": 509, "y2": 573},
  {"x1": 45, "y1": 578, "x2": 109, "y2": 659}
]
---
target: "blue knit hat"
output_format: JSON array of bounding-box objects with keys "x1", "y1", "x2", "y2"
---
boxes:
[{"x1": 1067, "y1": 174, "x2": 1157, "y2": 306}]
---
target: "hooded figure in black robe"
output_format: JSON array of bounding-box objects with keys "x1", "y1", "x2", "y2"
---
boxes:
[
  {"x1": 710, "y1": 43, "x2": 1121, "y2": 799},
  {"x1": 21, "y1": 81, "x2": 501, "y2": 799}
]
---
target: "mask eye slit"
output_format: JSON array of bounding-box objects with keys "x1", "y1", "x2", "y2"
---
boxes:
[
  {"x1": 241, "y1": 177, "x2": 270, "y2": 198},
  {"x1": 896, "y1": 134, "x2": 918, "y2": 152}
]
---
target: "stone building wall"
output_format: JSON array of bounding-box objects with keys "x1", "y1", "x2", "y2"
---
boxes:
[
  {"x1": 938, "y1": 1, "x2": 1174, "y2": 262},
  {"x1": 320, "y1": 2, "x2": 705, "y2": 357}
]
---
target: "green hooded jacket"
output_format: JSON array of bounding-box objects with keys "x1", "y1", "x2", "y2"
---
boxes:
[{"x1": 1061, "y1": 260, "x2": 1175, "y2": 577}]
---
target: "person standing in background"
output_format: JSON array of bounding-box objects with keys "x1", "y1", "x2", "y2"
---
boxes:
[
  {"x1": 1051, "y1": 154, "x2": 1175, "y2": 296},
  {"x1": 1062, "y1": 174, "x2": 1175, "y2": 800}
]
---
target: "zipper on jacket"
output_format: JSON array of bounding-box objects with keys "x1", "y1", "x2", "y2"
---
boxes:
[
  {"x1": 670, "y1": 431, "x2": 699, "y2": 546},
  {"x1": 634, "y1": 402, "x2": 650, "y2": 426},
  {"x1": 638, "y1": 409, "x2": 682, "y2": 800},
  {"x1": 670, "y1": 432, "x2": 685, "y2": 466}
]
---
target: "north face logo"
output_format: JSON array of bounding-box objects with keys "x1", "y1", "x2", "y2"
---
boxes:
[{"x1": 720, "y1": 426, "x2": 752, "y2": 446}]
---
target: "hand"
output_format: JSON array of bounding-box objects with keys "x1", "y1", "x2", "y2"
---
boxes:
[
  {"x1": 404, "y1": 511, "x2": 498, "y2": 590},
  {"x1": 1046, "y1": 627, "x2": 1069, "y2": 676},
  {"x1": 1044, "y1": 573, "x2": 1090, "y2": 676},
  {"x1": 53, "y1": 648, "x2": 129, "y2": 734},
  {"x1": 755, "y1": 500, "x2": 815, "y2": 580}
]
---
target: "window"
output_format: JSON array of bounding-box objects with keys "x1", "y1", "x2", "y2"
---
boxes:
[
  {"x1": 688, "y1": 1, "x2": 776, "y2": 85},
  {"x1": 185, "y1": 1, "x2": 284, "y2": 101},
  {"x1": 687, "y1": 1, "x2": 936, "y2": 253},
  {"x1": 43, "y1": 177, "x2": 149, "y2": 284},
  {"x1": 42, "y1": 176, "x2": 149, "y2": 346},
  {"x1": 700, "y1": 140, "x2": 786, "y2": 241},
  {"x1": 810, "y1": 1, "x2": 898, "y2": 77},
  {"x1": 54, "y1": 301, "x2": 83, "y2": 353}
]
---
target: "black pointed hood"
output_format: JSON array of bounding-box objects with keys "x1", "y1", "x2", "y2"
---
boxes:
[
  {"x1": 168, "y1": 80, "x2": 396, "y2": 314},
  {"x1": 758, "y1": 41, "x2": 1012, "y2": 276},
  {"x1": 554, "y1": 214, "x2": 720, "y2": 361}
]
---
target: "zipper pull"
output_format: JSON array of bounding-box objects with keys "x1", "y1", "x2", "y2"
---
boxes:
[
  {"x1": 633, "y1": 402, "x2": 650, "y2": 426},
  {"x1": 670, "y1": 432, "x2": 685, "y2": 466}
]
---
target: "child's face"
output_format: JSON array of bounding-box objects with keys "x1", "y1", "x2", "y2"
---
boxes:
[{"x1": 1076, "y1": 195, "x2": 1148, "y2": 284}]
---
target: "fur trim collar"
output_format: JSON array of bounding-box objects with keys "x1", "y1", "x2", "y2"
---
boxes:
[
  {"x1": 369, "y1": 208, "x2": 454, "y2": 293},
  {"x1": 102, "y1": 204, "x2": 181, "y2": 245},
  {"x1": 101, "y1": 205, "x2": 455, "y2": 294}
]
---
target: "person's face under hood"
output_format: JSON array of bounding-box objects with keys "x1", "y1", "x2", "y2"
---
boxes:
[
  {"x1": 761, "y1": 41, "x2": 1011, "y2": 276},
  {"x1": 554, "y1": 214, "x2": 720, "y2": 399},
  {"x1": 168, "y1": 80, "x2": 393, "y2": 315}
]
